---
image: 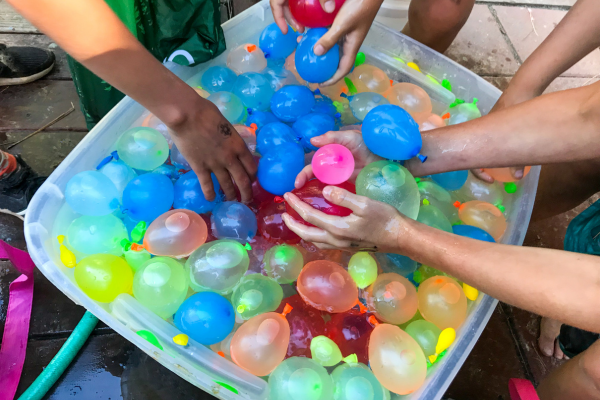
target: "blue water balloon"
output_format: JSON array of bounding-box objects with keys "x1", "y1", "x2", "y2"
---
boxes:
[
  {"x1": 99, "y1": 159, "x2": 137, "y2": 198},
  {"x1": 122, "y1": 173, "x2": 174, "y2": 222},
  {"x1": 292, "y1": 112, "x2": 337, "y2": 152},
  {"x1": 377, "y1": 253, "x2": 418, "y2": 277},
  {"x1": 174, "y1": 170, "x2": 221, "y2": 214},
  {"x1": 270, "y1": 85, "x2": 315, "y2": 122},
  {"x1": 233, "y1": 72, "x2": 275, "y2": 112},
  {"x1": 295, "y1": 28, "x2": 340, "y2": 83},
  {"x1": 431, "y1": 170, "x2": 468, "y2": 191},
  {"x1": 262, "y1": 66, "x2": 299, "y2": 91},
  {"x1": 152, "y1": 164, "x2": 179, "y2": 183},
  {"x1": 362, "y1": 104, "x2": 423, "y2": 161},
  {"x1": 312, "y1": 96, "x2": 338, "y2": 117},
  {"x1": 256, "y1": 122, "x2": 298, "y2": 155},
  {"x1": 208, "y1": 91, "x2": 246, "y2": 124},
  {"x1": 201, "y1": 66, "x2": 238, "y2": 94},
  {"x1": 452, "y1": 224, "x2": 496, "y2": 243},
  {"x1": 259, "y1": 22, "x2": 299, "y2": 60},
  {"x1": 211, "y1": 201, "x2": 258, "y2": 243},
  {"x1": 65, "y1": 170, "x2": 120, "y2": 216},
  {"x1": 246, "y1": 110, "x2": 280, "y2": 132},
  {"x1": 174, "y1": 292, "x2": 235, "y2": 345},
  {"x1": 258, "y1": 142, "x2": 305, "y2": 195}
]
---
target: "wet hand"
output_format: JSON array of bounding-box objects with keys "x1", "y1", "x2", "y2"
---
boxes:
[{"x1": 271, "y1": 0, "x2": 305, "y2": 34}]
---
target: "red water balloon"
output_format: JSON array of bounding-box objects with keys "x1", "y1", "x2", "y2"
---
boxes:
[
  {"x1": 276, "y1": 294, "x2": 327, "y2": 358},
  {"x1": 289, "y1": 0, "x2": 346, "y2": 28},
  {"x1": 325, "y1": 308, "x2": 376, "y2": 364},
  {"x1": 257, "y1": 200, "x2": 301, "y2": 244}
]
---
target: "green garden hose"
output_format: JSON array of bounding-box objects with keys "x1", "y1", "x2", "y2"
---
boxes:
[{"x1": 18, "y1": 311, "x2": 99, "y2": 400}]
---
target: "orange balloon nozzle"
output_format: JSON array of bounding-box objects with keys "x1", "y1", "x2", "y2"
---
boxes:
[
  {"x1": 274, "y1": 196, "x2": 285, "y2": 203},
  {"x1": 368, "y1": 315, "x2": 380, "y2": 327},
  {"x1": 130, "y1": 242, "x2": 145, "y2": 252},
  {"x1": 246, "y1": 44, "x2": 257, "y2": 52},
  {"x1": 249, "y1": 123, "x2": 258, "y2": 134},
  {"x1": 441, "y1": 113, "x2": 450, "y2": 120},
  {"x1": 281, "y1": 303, "x2": 293, "y2": 317},
  {"x1": 354, "y1": 299, "x2": 368, "y2": 314},
  {"x1": 453, "y1": 201, "x2": 461, "y2": 209},
  {"x1": 217, "y1": 351, "x2": 225, "y2": 358},
  {"x1": 389, "y1": 79, "x2": 393, "y2": 86}
]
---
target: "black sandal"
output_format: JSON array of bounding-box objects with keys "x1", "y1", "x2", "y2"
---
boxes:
[{"x1": 0, "y1": 44, "x2": 55, "y2": 86}]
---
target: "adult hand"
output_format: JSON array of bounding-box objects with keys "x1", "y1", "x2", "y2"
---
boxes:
[
  {"x1": 294, "y1": 129, "x2": 382, "y2": 188},
  {"x1": 271, "y1": 0, "x2": 305, "y2": 34},
  {"x1": 283, "y1": 185, "x2": 407, "y2": 251},
  {"x1": 169, "y1": 98, "x2": 257, "y2": 202}
]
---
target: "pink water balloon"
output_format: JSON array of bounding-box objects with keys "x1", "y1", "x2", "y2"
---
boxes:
[
  {"x1": 311, "y1": 144, "x2": 355, "y2": 185},
  {"x1": 297, "y1": 260, "x2": 358, "y2": 313},
  {"x1": 419, "y1": 113, "x2": 446, "y2": 131},
  {"x1": 143, "y1": 209, "x2": 208, "y2": 257}
]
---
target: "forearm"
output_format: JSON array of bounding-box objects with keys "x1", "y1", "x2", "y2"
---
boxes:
[
  {"x1": 399, "y1": 220, "x2": 600, "y2": 333},
  {"x1": 406, "y1": 81, "x2": 600, "y2": 176}
]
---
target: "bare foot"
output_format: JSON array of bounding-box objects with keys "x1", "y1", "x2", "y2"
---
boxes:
[{"x1": 539, "y1": 317, "x2": 565, "y2": 359}]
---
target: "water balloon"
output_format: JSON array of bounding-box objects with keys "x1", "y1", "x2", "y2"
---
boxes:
[
  {"x1": 65, "y1": 170, "x2": 120, "y2": 216},
  {"x1": 231, "y1": 273, "x2": 284, "y2": 320},
  {"x1": 201, "y1": 65, "x2": 238, "y2": 94},
  {"x1": 418, "y1": 276, "x2": 467, "y2": 329},
  {"x1": 259, "y1": 22, "x2": 299, "y2": 59},
  {"x1": 297, "y1": 260, "x2": 358, "y2": 313},
  {"x1": 233, "y1": 72, "x2": 275, "y2": 111},
  {"x1": 227, "y1": 44, "x2": 268, "y2": 74},
  {"x1": 348, "y1": 252, "x2": 377, "y2": 289},
  {"x1": 122, "y1": 173, "x2": 174, "y2": 222},
  {"x1": 458, "y1": 200, "x2": 506, "y2": 241},
  {"x1": 311, "y1": 144, "x2": 354, "y2": 184},
  {"x1": 285, "y1": 179, "x2": 355, "y2": 226},
  {"x1": 264, "y1": 244, "x2": 304, "y2": 283},
  {"x1": 268, "y1": 357, "x2": 334, "y2": 400},
  {"x1": 67, "y1": 214, "x2": 128, "y2": 256},
  {"x1": 116, "y1": 127, "x2": 169, "y2": 171},
  {"x1": 74, "y1": 254, "x2": 133, "y2": 303},
  {"x1": 174, "y1": 291, "x2": 235, "y2": 345},
  {"x1": 173, "y1": 171, "x2": 221, "y2": 214},
  {"x1": 362, "y1": 105, "x2": 422, "y2": 160},
  {"x1": 293, "y1": 112, "x2": 337, "y2": 152},
  {"x1": 207, "y1": 91, "x2": 246, "y2": 124},
  {"x1": 295, "y1": 28, "x2": 340, "y2": 83},
  {"x1": 143, "y1": 209, "x2": 208, "y2": 257},
  {"x1": 257, "y1": 142, "x2": 305, "y2": 195},
  {"x1": 270, "y1": 85, "x2": 315, "y2": 122},
  {"x1": 211, "y1": 201, "x2": 257, "y2": 243},
  {"x1": 365, "y1": 272, "x2": 418, "y2": 324}
]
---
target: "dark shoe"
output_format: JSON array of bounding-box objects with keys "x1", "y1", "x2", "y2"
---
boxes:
[
  {"x1": 0, "y1": 155, "x2": 46, "y2": 214},
  {"x1": 0, "y1": 44, "x2": 55, "y2": 85}
]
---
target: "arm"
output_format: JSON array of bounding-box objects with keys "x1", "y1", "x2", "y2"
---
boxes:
[{"x1": 8, "y1": 0, "x2": 256, "y2": 202}]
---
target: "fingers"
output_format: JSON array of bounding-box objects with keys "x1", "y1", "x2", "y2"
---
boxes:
[
  {"x1": 238, "y1": 148, "x2": 258, "y2": 179},
  {"x1": 509, "y1": 166, "x2": 525, "y2": 180},
  {"x1": 321, "y1": 48, "x2": 356, "y2": 86},
  {"x1": 228, "y1": 160, "x2": 253, "y2": 203},
  {"x1": 295, "y1": 165, "x2": 314, "y2": 188},
  {"x1": 318, "y1": 0, "x2": 337, "y2": 13},
  {"x1": 322, "y1": 186, "x2": 368, "y2": 214},
  {"x1": 283, "y1": 7, "x2": 304, "y2": 33},
  {"x1": 197, "y1": 168, "x2": 217, "y2": 202},
  {"x1": 282, "y1": 214, "x2": 352, "y2": 249},
  {"x1": 310, "y1": 129, "x2": 359, "y2": 148},
  {"x1": 271, "y1": 0, "x2": 289, "y2": 34},
  {"x1": 314, "y1": 25, "x2": 345, "y2": 56},
  {"x1": 213, "y1": 168, "x2": 236, "y2": 201},
  {"x1": 284, "y1": 192, "x2": 350, "y2": 230},
  {"x1": 470, "y1": 168, "x2": 495, "y2": 183}
]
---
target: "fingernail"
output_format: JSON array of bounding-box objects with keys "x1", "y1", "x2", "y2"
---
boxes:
[
  {"x1": 314, "y1": 44, "x2": 325, "y2": 56},
  {"x1": 283, "y1": 193, "x2": 289, "y2": 201},
  {"x1": 324, "y1": 0, "x2": 335, "y2": 12},
  {"x1": 323, "y1": 186, "x2": 332, "y2": 196}
]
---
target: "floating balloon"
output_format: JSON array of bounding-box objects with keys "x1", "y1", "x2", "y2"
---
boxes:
[
  {"x1": 201, "y1": 65, "x2": 238, "y2": 93},
  {"x1": 377, "y1": 253, "x2": 418, "y2": 277},
  {"x1": 384, "y1": 83, "x2": 432, "y2": 122},
  {"x1": 310, "y1": 335, "x2": 343, "y2": 367},
  {"x1": 419, "y1": 113, "x2": 446, "y2": 131},
  {"x1": 482, "y1": 166, "x2": 532, "y2": 183},
  {"x1": 259, "y1": 22, "x2": 299, "y2": 59},
  {"x1": 231, "y1": 273, "x2": 284, "y2": 319},
  {"x1": 297, "y1": 260, "x2": 358, "y2": 313},
  {"x1": 251, "y1": 179, "x2": 276, "y2": 206},
  {"x1": 325, "y1": 308, "x2": 374, "y2": 364},
  {"x1": 227, "y1": 44, "x2": 268, "y2": 74},
  {"x1": 452, "y1": 224, "x2": 495, "y2": 243},
  {"x1": 264, "y1": 244, "x2": 304, "y2": 283},
  {"x1": 174, "y1": 171, "x2": 221, "y2": 214},
  {"x1": 348, "y1": 252, "x2": 377, "y2": 289},
  {"x1": 268, "y1": 357, "x2": 334, "y2": 400},
  {"x1": 431, "y1": 170, "x2": 468, "y2": 191},
  {"x1": 366, "y1": 273, "x2": 418, "y2": 324},
  {"x1": 122, "y1": 173, "x2": 174, "y2": 222},
  {"x1": 344, "y1": 92, "x2": 390, "y2": 121},
  {"x1": 152, "y1": 164, "x2": 179, "y2": 183},
  {"x1": 262, "y1": 66, "x2": 299, "y2": 91},
  {"x1": 230, "y1": 306, "x2": 292, "y2": 376},
  {"x1": 293, "y1": 112, "x2": 337, "y2": 152},
  {"x1": 141, "y1": 114, "x2": 172, "y2": 147},
  {"x1": 368, "y1": 322, "x2": 427, "y2": 395},
  {"x1": 170, "y1": 143, "x2": 190, "y2": 170},
  {"x1": 207, "y1": 91, "x2": 246, "y2": 124},
  {"x1": 246, "y1": 110, "x2": 280, "y2": 132},
  {"x1": 417, "y1": 203, "x2": 453, "y2": 233},
  {"x1": 143, "y1": 209, "x2": 208, "y2": 257},
  {"x1": 295, "y1": 28, "x2": 340, "y2": 83},
  {"x1": 331, "y1": 362, "x2": 390, "y2": 400},
  {"x1": 124, "y1": 248, "x2": 151, "y2": 272},
  {"x1": 233, "y1": 72, "x2": 275, "y2": 111},
  {"x1": 418, "y1": 276, "x2": 467, "y2": 329},
  {"x1": 448, "y1": 99, "x2": 481, "y2": 125},
  {"x1": 256, "y1": 122, "x2": 298, "y2": 155},
  {"x1": 74, "y1": 254, "x2": 133, "y2": 303},
  {"x1": 285, "y1": 179, "x2": 355, "y2": 226},
  {"x1": 311, "y1": 144, "x2": 355, "y2": 185},
  {"x1": 277, "y1": 294, "x2": 326, "y2": 358},
  {"x1": 350, "y1": 65, "x2": 390, "y2": 94},
  {"x1": 116, "y1": 127, "x2": 169, "y2": 171},
  {"x1": 355, "y1": 160, "x2": 420, "y2": 219},
  {"x1": 314, "y1": 79, "x2": 348, "y2": 103},
  {"x1": 258, "y1": 142, "x2": 305, "y2": 195},
  {"x1": 133, "y1": 257, "x2": 188, "y2": 319},
  {"x1": 455, "y1": 172, "x2": 504, "y2": 206},
  {"x1": 99, "y1": 159, "x2": 137, "y2": 198},
  {"x1": 270, "y1": 85, "x2": 315, "y2": 122},
  {"x1": 67, "y1": 214, "x2": 128, "y2": 256},
  {"x1": 311, "y1": 96, "x2": 338, "y2": 117},
  {"x1": 362, "y1": 105, "x2": 422, "y2": 161},
  {"x1": 257, "y1": 200, "x2": 301, "y2": 244},
  {"x1": 458, "y1": 200, "x2": 506, "y2": 241},
  {"x1": 405, "y1": 320, "x2": 442, "y2": 357},
  {"x1": 65, "y1": 170, "x2": 120, "y2": 216},
  {"x1": 174, "y1": 291, "x2": 235, "y2": 345},
  {"x1": 417, "y1": 180, "x2": 459, "y2": 223},
  {"x1": 211, "y1": 201, "x2": 257, "y2": 243},
  {"x1": 289, "y1": 0, "x2": 345, "y2": 27}
]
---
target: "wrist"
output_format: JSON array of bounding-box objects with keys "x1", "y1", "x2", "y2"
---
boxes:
[{"x1": 154, "y1": 83, "x2": 207, "y2": 133}]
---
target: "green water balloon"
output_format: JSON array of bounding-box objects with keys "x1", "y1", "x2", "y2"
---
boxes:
[
  {"x1": 348, "y1": 252, "x2": 378, "y2": 289},
  {"x1": 331, "y1": 362, "x2": 390, "y2": 400},
  {"x1": 269, "y1": 357, "x2": 334, "y2": 400},
  {"x1": 416, "y1": 203, "x2": 453, "y2": 233},
  {"x1": 231, "y1": 273, "x2": 283, "y2": 320},
  {"x1": 405, "y1": 319, "x2": 442, "y2": 357},
  {"x1": 264, "y1": 244, "x2": 304, "y2": 284},
  {"x1": 310, "y1": 335, "x2": 343, "y2": 367}
]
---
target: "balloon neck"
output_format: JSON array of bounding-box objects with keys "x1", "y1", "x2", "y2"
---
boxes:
[
  {"x1": 313, "y1": 88, "x2": 321, "y2": 96},
  {"x1": 334, "y1": 112, "x2": 341, "y2": 119},
  {"x1": 495, "y1": 202, "x2": 506, "y2": 213},
  {"x1": 368, "y1": 315, "x2": 379, "y2": 327},
  {"x1": 344, "y1": 77, "x2": 357, "y2": 95},
  {"x1": 274, "y1": 196, "x2": 285, "y2": 203},
  {"x1": 422, "y1": 199, "x2": 430, "y2": 206},
  {"x1": 417, "y1": 153, "x2": 428, "y2": 163},
  {"x1": 504, "y1": 182, "x2": 517, "y2": 194},
  {"x1": 264, "y1": 53, "x2": 270, "y2": 59},
  {"x1": 248, "y1": 123, "x2": 258, "y2": 134},
  {"x1": 449, "y1": 98, "x2": 465, "y2": 108},
  {"x1": 247, "y1": 108, "x2": 253, "y2": 115},
  {"x1": 342, "y1": 354, "x2": 358, "y2": 364},
  {"x1": 244, "y1": 243, "x2": 252, "y2": 251},
  {"x1": 245, "y1": 44, "x2": 257, "y2": 53},
  {"x1": 441, "y1": 112, "x2": 450, "y2": 120},
  {"x1": 354, "y1": 299, "x2": 367, "y2": 314},
  {"x1": 131, "y1": 220, "x2": 147, "y2": 242},
  {"x1": 95, "y1": 150, "x2": 119, "y2": 170},
  {"x1": 453, "y1": 201, "x2": 462, "y2": 209},
  {"x1": 339, "y1": 92, "x2": 351, "y2": 100},
  {"x1": 281, "y1": 303, "x2": 293, "y2": 318},
  {"x1": 57, "y1": 236, "x2": 77, "y2": 268},
  {"x1": 237, "y1": 304, "x2": 247, "y2": 313},
  {"x1": 217, "y1": 351, "x2": 226, "y2": 358}
]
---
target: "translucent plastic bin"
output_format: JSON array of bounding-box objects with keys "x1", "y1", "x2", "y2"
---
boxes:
[{"x1": 24, "y1": 1, "x2": 539, "y2": 399}]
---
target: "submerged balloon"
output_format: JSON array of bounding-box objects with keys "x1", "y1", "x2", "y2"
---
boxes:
[
  {"x1": 173, "y1": 171, "x2": 221, "y2": 214},
  {"x1": 311, "y1": 96, "x2": 338, "y2": 117},
  {"x1": 455, "y1": 172, "x2": 504, "y2": 206},
  {"x1": 65, "y1": 170, "x2": 120, "y2": 216},
  {"x1": 122, "y1": 173, "x2": 174, "y2": 222},
  {"x1": 263, "y1": 66, "x2": 299, "y2": 91},
  {"x1": 458, "y1": 200, "x2": 506, "y2": 241},
  {"x1": 351, "y1": 65, "x2": 390, "y2": 94},
  {"x1": 67, "y1": 214, "x2": 128, "y2": 256},
  {"x1": 405, "y1": 320, "x2": 442, "y2": 357},
  {"x1": 311, "y1": 144, "x2": 355, "y2": 185},
  {"x1": 257, "y1": 200, "x2": 302, "y2": 244},
  {"x1": 325, "y1": 308, "x2": 374, "y2": 364},
  {"x1": 431, "y1": 170, "x2": 468, "y2": 191},
  {"x1": 293, "y1": 112, "x2": 337, "y2": 152},
  {"x1": 259, "y1": 22, "x2": 298, "y2": 59},
  {"x1": 289, "y1": 0, "x2": 345, "y2": 28},
  {"x1": 418, "y1": 180, "x2": 459, "y2": 224},
  {"x1": 417, "y1": 203, "x2": 453, "y2": 233},
  {"x1": 270, "y1": 85, "x2": 315, "y2": 122},
  {"x1": 116, "y1": 127, "x2": 169, "y2": 171},
  {"x1": 264, "y1": 244, "x2": 304, "y2": 283},
  {"x1": 452, "y1": 224, "x2": 495, "y2": 243},
  {"x1": 174, "y1": 291, "x2": 235, "y2": 345},
  {"x1": 211, "y1": 201, "x2": 257, "y2": 243},
  {"x1": 355, "y1": 160, "x2": 420, "y2": 219},
  {"x1": 152, "y1": 164, "x2": 179, "y2": 183},
  {"x1": 227, "y1": 43, "x2": 267, "y2": 74},
  {"x1": 296, "y1": 28, "x2": 339, "y2": 83},
  {"x1": 277, "y1": 294, "x2": 326, "y2": 358},
  {"x1": 331, "y1": 362, "x2": 390, "y2": 400},
  {"x1": 268, "y1": 357, "x2": 334, "y2": 400},
  {"x1": 482, "y1": 166, "x2": 532, "y2": 182},
  {"x1": 348, "y1": 252, "x2": 378, "y2": 289},
  {"x1": 143, "y1": 209, "x2": 208, "y2": 257},
  {"x1": 133, "y1": 257, "x2": 188, "y2": 319},
  {"x1": 258, "y1": 142, "x2": 305, "y2": 195},
  {"x1": 419, "y1": 113, "x2": 446, "y2": 131},
  {"x1": 362, "y1": 105, "x2": 422, "y2": 161},
  {"x1": 448, "y1": 99, "x2": 481, "y2": 125},
  {"x1": 99, "y1": 159, "x2": 137, "y2": 198},
  {"x1": 310, "y1": 335, "x2": 343, "y2": 367},
  {"x1": 74, "y1": 254, "x2": 133, "y2": 303},
  {"x1": 366, "y1": 272, "x2": 418, "y2": 324},
  {"x1": 418, "y1": 276, "x2": 467, "y2": 329},
  {"x1": 201, "y1": 66, "x2": 238, "y2": 94},
  {"x1": 384, "y1": 83, "x2": 432, "y2": 122},
  {"x1": 233, "y1": 72, "x2": 275, "y2": 111},
  {"x1": 234, "y1": 124, "x2": 258, "y2": 154},
  {"x1": 208, "y1": 91, "x2": 246, "y2": 124},
  {"x1": 346, "y1": 92, "x2": 390, "y2": 121},
  {"x1": 285, "y1": 179, "x2": 355, "y2": 226},
  {"x1": 231, "y1": 274, "x2": 284, "y2": 320},
  {"x1": 297, "y1": 260, "x2": 358, "y2": 313},
  {"x1": 246, "y1": 109, "x2": 280, "y2": 132},
  {"x1": 256, "y1": 122, "x2": 298, "y2": 155}
]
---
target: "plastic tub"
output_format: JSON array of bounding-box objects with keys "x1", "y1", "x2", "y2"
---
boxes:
[
  {"x1": 24, "y1": 1, "x2": 539, "y2": 399},
  {"x1": 375, "y1": 0, "x2": 410, "y2": 31}
]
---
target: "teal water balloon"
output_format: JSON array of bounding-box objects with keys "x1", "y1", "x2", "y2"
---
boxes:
[
  {"x1": 417, "y1": 180, "x2": 459, "y2": 223},
  {"x1": 201, "y1": 66, "x2": 238, "y2": 94},
  {"x1": 345, "y1": 92, "x2": 390, "y2": 122},
  {"x1": 431, "y1": 170, "x2": 468, "y2": 191},
  {"x1": 264, "y1": 244, "x2": 304, "y2": 283},
  {"x1": 211, "y1": 201, "x2": 257, "y2": 243},
  {"x1": 231, "y1": 273, "x2": 284, "y2": 320},
  {"x1": 417, "y1": 203, "x2": 453, "y2": 233},
  {"x1": 65, "y1": 170, "x2": 120, "y2": 216},
  {"x1": 122, "y1": 173, "x2": 174, "y2": 222},
  {"x1": 99, "y1": 159, "x2": 137, "y2": 198},
  {"x1": 377, "y1": 253, "x2": 418, "y2": 277},
  {"x1": 405, "y1": 319, "x2": 442, "y2": 357},
  {"x1": 67, "y1": 214, "x2": 128, "y2": 256},
  {"x1": 152, "y1": 164, "x2": 179, "y2": 183},
  {"x1": 268, "y1": 357, "x2": 334, "y2": 400},
  {"x1": 116, "y1": 127, "x2": 169, "y2": 171},
  {"x1": 208, "y1": 91, "x2": 246, "y2": 124},
  {"x1": 263, "y1": 66, "x2": 299, "y2": 91},
  {"x1": 233, "y1": 72, "x2": 275, "y2": 111},
  {"x1": 331, "y1": 362, "x2": 391, "y2": 400},
  {"x1": 124, "y1": 248, "x2": 152, "y2": 272}
]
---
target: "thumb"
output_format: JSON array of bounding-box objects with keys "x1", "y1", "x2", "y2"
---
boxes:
[
  {"x1": 311, "y1": 130, "x2": 361, "y2": 149},
  {"x1": 318, "y1": 0, "x2": 337, "y2": 13},
  {"x1": 314, "y1": 27, "x2": 343, "y2": 56}
]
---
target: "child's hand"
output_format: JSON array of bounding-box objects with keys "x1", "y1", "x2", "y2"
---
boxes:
[
  {"x1": 282, "y1": 185, "x2": 405, "y2": 251},
  {"x1": 170, "y1": 100, "x2": 257, "y2": 202},
  {"x1": 271, "y1": 0, "x2": 305, "y2": 34},
  {"x1": 294, "y1": 129, "x2": 382, "y2": 188},
  {"x1": 314, "y1": 0, "x2": 383, "y2": 86}
]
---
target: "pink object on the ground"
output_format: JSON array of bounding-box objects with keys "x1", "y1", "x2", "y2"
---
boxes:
[
  {"x1": 311, "y1": 144, "x2": 355, "y2": 185},
  {"x1": 0, "y1": 240, "x2": 35, "y2": 400},
  {"x1": 509, "y1": 379, "x2": 540, "y2": 400}
]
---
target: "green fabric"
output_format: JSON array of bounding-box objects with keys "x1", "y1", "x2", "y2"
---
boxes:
[{"x1": 68, "y1": 0, "x2": 226, "y2": 129}]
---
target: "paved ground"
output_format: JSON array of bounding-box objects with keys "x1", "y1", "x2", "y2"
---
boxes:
[{"x1": 1, "y1": 0, "x2": 598, "y2": 398}]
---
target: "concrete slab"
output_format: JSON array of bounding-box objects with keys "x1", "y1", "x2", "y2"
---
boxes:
[
  {"x1": 0, "y1": 33, "x2": 70, "y2": 80},
  {"x1": 0, "y1": 0, "x2": 38, "y2": 33}
]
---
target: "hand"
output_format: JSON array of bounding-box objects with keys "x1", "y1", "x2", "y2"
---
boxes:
[
  {"x1": 294, "y1": 129, "x2": 382, "y2": 188},
  {"x1": 271, "y1": 0, "x2": 305, "y2": 34},
  {"x1": 314, "y1": 0, "x2": 384, "y2": 86},
  {"x1": 169, "y1": 98, "x2": 257, "y2": 202},
  {"x1": 282, "y1": 185, "x2": 406, "y2": 251}
]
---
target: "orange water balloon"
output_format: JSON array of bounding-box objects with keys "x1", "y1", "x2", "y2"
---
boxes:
[
  {"x1": 365, "y1": 272, "x2": 418, "y2": 324},
  {"x1": 230, "y1": 305, "x2": 292, "y2": 376},
  {"x1": 417, "y1": 276, "x2": 467, "y2": 330},
  {"x1": 482, "y1": 166, "x2": 532, "y2": 182},
  {"x1": 297, "y1": 260, "x2": 358, "y2": 313},
  {"x1": 350, "y1": 65, "x2": 390, "y2": 94},
  {"x1": 310, "y1": 79, "x2": 349, "y2": 103},
  {"x1": 419, "y1": 113, "x2": 446, "y2": 131},
  {"x1": 458, "y1": 200, "x2": 507, "y2": 241},
  {"x1": 384, "y1": 83, "x2": 432, "y2": 122},
  {"x1": 143, "y1": 209, "x2": 208, "y2": 257}
]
